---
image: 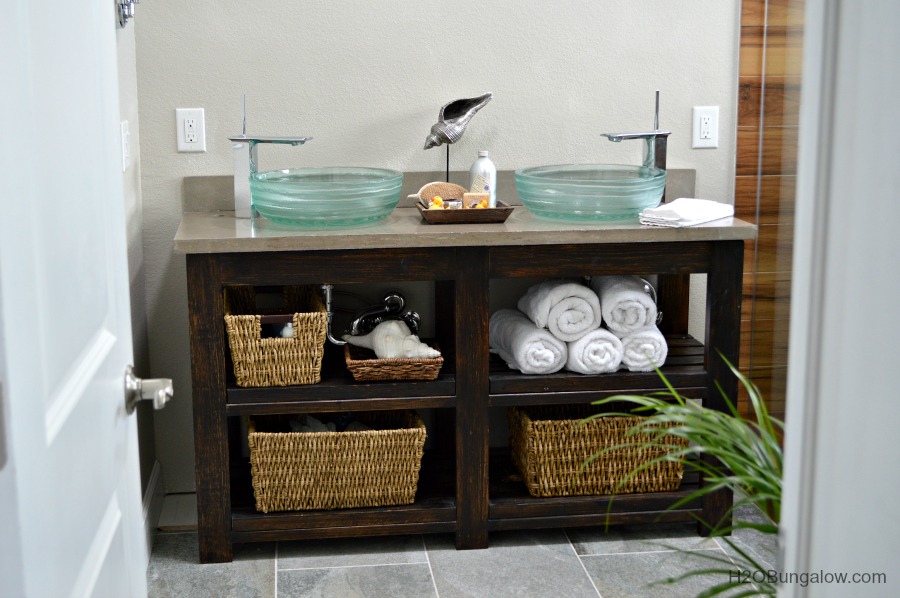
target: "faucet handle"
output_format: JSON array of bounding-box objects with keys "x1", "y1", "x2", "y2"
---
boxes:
[
  {"x1": 602, "y1": 131, "x2": 671, "y2": 142},
  {"x1": 228, "y1": 135, "x2": 312, "y2": 145}
]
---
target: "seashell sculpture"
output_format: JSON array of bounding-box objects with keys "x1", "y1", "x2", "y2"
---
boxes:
[
  {"x1": 423, "y1": 93, "x2": 493, "y2": 149},
  {"x1": 342, "y1": 320, "x2": 441, "y2": 359}
]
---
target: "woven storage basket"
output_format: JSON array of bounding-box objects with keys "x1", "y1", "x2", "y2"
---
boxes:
[
  {"x1": 247, "y1": 411, "x2": 427, "y2": 512},
  {"x1": 224, "y1": 286, "x2": 327, "y2": 387},
  {"x1": 508, "y1": 405, "x2": 687, "y2": 498},
  {"x1": 343, "y1": 343, "x2": 443, "y2": 382}
]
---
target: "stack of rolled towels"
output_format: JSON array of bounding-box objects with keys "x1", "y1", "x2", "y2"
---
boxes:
[{"x1": 488, "y1": 277, "x2": 667, "y2": 375}]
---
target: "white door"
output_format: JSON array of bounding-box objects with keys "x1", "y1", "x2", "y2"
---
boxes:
[{"x1": 0, "y1": 1, "x2": 153, "y2": 596}]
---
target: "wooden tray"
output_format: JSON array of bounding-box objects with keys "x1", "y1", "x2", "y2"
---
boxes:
[{"x1": 417, "y1": 201, "x2": 513, "y2": 225}]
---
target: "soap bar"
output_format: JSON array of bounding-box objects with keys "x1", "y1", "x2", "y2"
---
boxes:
[{"x1": 464, "y1": 192, "x2": 489, "y2": 208}]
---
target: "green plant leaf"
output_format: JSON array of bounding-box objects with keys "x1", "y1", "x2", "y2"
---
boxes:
[{"x1": 582, "y1": 360, "x2": 782, "y2": 596}]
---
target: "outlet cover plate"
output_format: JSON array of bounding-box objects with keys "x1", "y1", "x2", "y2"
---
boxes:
[
  {"x1": 692, "y1": 106, "x2": 719, "y2": 149},
  {"x1": 176, "y1": 108, "x2": 206, "y2": 152}
]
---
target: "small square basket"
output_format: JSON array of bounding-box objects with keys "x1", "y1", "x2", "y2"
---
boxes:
[
  {"x1": 343, "y1": 342, "x2": 444, "y2": 382},
  {"x1": 247, "y1": 411, "x2": 427, "y2": 512},
  {"x1": 223, "y1": 285, "x2": 327, "y2": 387},
  {"x1": 508, "y1": 405, "x2": 687, "y2": 498}
]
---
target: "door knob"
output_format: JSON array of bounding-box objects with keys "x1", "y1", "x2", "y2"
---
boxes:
[{"x1": 124, "y1": 365, "x2": 173, "y2": 414}]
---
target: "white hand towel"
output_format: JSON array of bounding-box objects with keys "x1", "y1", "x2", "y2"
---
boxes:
[
  {"x1": 620, "y1": 325, "x2": 668, "y2": 372},
  {"x1": 590, "y1": 275, "x2": 658, "y2": 337},
  {"x1": 639, "y1": 198, "x2": 734, "y2": 228},
  {"x1": 489, "y1": 309, "x2": 567, "y2": 374},
  {"x1": 516, "y1": 279, "x2": 602, "y2": 342},
  {"x1": 565, "y1": 328, "x2": 623, "y2": 375}
]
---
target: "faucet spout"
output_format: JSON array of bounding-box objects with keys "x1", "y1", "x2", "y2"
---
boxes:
[
  {"x1": 601, "y1": 131, "x2": 671, "y2": 170},
  {"x1": 601, "y1": 90, "x2": 671, "y2": 172}
]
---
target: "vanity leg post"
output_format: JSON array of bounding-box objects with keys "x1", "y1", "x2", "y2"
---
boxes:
[
  {"x1": 698, "y1": 239, "x2": 745, "y2": 536},
  {"x1": 186, "y1": 254, "x2": 233, "y2": 563},
  {"x1": 454, "y1": 247, "x2": 490, "y2": 549}
]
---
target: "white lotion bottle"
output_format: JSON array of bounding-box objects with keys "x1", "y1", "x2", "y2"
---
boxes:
[{"x1": 469, "y1": 150, "x2": 497, "y2": 207}]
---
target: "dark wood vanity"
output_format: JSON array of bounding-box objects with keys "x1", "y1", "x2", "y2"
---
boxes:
[{"x1": 175, "y1": 207, "x2": 755, "y2": 563}]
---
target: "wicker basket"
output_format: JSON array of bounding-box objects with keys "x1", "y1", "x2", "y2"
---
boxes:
[
  {"x1": 344, "y1": 343, "x2": 443, "y2": 382},
  {"x1": 247, "y1": 411, "x2": 427, "y2": 512},
  {"x1": 223, "y1": 286, "x2": 327, "y2": 387},
  {"x1": 508, "y1": 405, "x2": 687, "y2": 498}
]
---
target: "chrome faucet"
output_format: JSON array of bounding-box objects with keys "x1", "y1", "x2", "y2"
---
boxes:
[
  {"x1": 602, "y1": 90, "x2": 671, "y2": 173},
  {"x1": 229, "y1": 96, "x2": 312, "y2": 218}
]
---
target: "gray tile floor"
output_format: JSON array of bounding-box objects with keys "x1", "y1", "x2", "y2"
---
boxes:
[{"x1": 148, "y1": 505, "x2": 777, "y2": 598}]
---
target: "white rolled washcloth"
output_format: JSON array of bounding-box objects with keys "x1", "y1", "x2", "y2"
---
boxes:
[
  {"x1": 620, "y1": 324, "x2": 669, "y2": 372},
  {"x1": 489, "y1": 309, "x2": 567, "y2": 375},
  {"x1": 565, "y1": 327, "x2": 623, "y2": 375},
  {"x1": 590, "y1": 275, "x2": 658, "y2": 337},
  {"x1": 516, "y1": 279, "x2": 602, "y2": 342}
]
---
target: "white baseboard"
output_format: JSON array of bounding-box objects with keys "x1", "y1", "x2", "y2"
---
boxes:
[{"x1": 142, "y1": 461, "x2": 164, "y2": 562}]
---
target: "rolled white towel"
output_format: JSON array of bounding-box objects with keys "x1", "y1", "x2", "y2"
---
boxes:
[
  {"x1": 590, "y1": 275, "x2": 658, "y2": 337},
  {"x1": 489, "y1": 309, "x2": 567, "y2": 375},
  {"x1": 517, "y1": 279, "x2": 602, "y2": 342},
  {"x1": 620, "y1": 325, "x2": 668, "y2": 372},
  {"x1": 565, "y1": 328, "x2": 623, "y2": 375}
]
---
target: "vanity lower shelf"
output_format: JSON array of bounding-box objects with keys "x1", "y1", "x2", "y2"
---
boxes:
[
  {"x1": 228, "y1": 452, "x2": 458, "y2": 543},
  {"x1": 226, "y1": 447, "x2": 705, "y2": 545},
  {"x1": 487, "y1": 450, "x2": 703, "y2": 531}
]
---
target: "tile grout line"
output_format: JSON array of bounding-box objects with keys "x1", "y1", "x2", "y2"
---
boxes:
[
  {"x1": 712, "y1": 536, "x2": 766, "y2": 594},
  {"x1": 422, "y1": 535, "x2": 441, "y2": 598},
  {"x1": 578, "y1": 546, "x2": 724, "y2": 558},
  {"x1": 274, "y1": 542, "x2": 278, "y2": 598},
  {"x1": 715, "y1": 534, "x2": 775, "y2": 570},
  {"x1": 563, "y1": 529, "x2": 603, "y2": 598},
  {"x1": 278, "y1": 561, "x2": 429, "y2": 573}
]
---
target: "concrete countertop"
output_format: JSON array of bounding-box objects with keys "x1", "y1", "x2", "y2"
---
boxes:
[{"x1": 174, "y1": 207, "x2": 757, "y2": 254}]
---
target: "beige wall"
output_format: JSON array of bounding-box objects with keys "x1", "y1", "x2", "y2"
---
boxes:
[{"x1": 136, "y1": 1, "x2": 741, "y2": 492}]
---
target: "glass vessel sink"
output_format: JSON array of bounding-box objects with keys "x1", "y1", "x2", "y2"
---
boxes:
[
  {"x1": 514, "y1": 164, "x2": 666, "y2": 221},
  {"x1": 250, "y1": 167, "x2": 403, "y2": 226}
]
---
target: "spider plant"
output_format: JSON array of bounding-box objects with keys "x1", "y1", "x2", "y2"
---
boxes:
[{"x1": 583, "y1": 356, "x2": 783, "y2": 596}]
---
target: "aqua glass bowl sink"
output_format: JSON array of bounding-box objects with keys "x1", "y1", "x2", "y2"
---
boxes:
[
  {"x1": 250, "y1": 167, "x2": 403, "y2": 226},
  {"x1": 514, "y1": 164, "x2": 666, "y2": 221}
]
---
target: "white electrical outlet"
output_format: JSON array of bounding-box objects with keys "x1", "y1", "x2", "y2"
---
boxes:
[
  {"x1": 176, "y1": 108, "x2": 206, "y2": 152},
  {"x1": 692, "y1": 106, "x2": 719, "y2": 148}
]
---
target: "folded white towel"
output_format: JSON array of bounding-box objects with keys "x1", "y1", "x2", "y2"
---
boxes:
[
  {"x1": 639, "y1": 198, "x2": 734, "y2": 228},
  {"x1": 489, "y1": 309, "x2": 567, "y2": 374},
  {"x1": 516, "y1": 279, "x2": 602, "y2": 342},
  {"x1": 619, "y1": 325, "x2": 668, "y2": 372},
  {"x1": 590, "y1": 275, "x2": 658, "y2": 337},
  {"x1": 565, "y1": 327, "x2": 623, "y2": 375}
]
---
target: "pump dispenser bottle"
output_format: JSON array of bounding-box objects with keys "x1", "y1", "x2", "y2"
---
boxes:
[{"x1": 469, "y1": 150, "x2": 497, "y2": 207}]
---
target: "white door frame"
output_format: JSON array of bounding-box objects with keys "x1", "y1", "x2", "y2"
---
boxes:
[{"x1": 781, "y1": 2, "x2": 900, "y2": 597}]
